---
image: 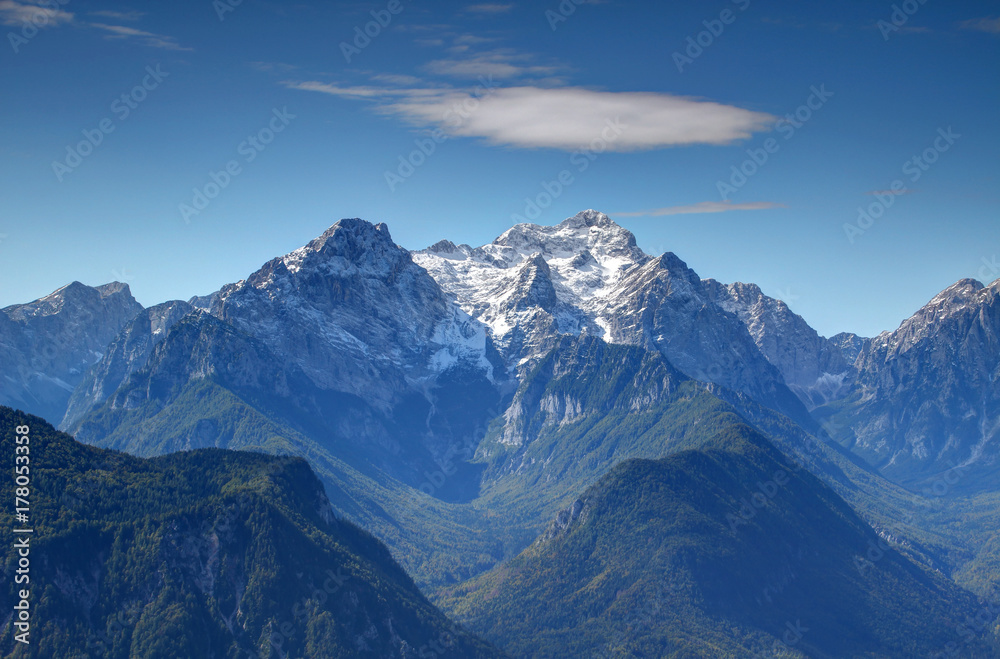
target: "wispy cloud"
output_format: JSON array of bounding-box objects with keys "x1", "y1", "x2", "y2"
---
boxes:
[
  {"x1": 372, "y1": 73, "x2": 425, "y2": 86},
  {"x1": 89, "y1": 9, "x2": 144, "y2": 21},
  {"x1": 615, "y1": 201, "x2": 786, "y2": 217},
  {"x1": 249, "y1": 61, "x2": 299, "y2": 74},
  {"x1": 285, "y1": 81, "x2": 776, "y2": 152},
  {"x1": 465, "y1": 3, "x2": 514, "y2": 13},
  {"x1": 90, "y1": 22, "x2": 191, "y2": 51},
  {"x1": 760, "y1": 17, "x2": 842, "y2": 31},
  {"x1": 0, "y1": 0, "x2": 73, "y2": 27},
  {"x1": 446, "y1": 33, "x2": 501, "y2": 54},
  {"x1": 393, "y1": 23, "x2": 453, "y2": 33},
  {"x1": 425, "y1": 51, "x2": 559, "y2": 79},
  {"x1": 866, "y1": 189, "x2": 912, "y2": 196},
  {"x1": 959, "y1": 16, "x2": 1000, "y2": 34}
]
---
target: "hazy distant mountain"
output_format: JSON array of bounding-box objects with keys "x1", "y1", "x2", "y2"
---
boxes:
[
  {"x1": 0, "y1": 407, "x2": 504, "y2": 659},
  {"x1": 446, "y1": 423, "x2": 996, "y2": 658},
  {"x1": 829, "y1": 331, "x2": 870, "y2": 365},
  {"x1": 823, "y1": 278, "x2": 1000, "y2": 488},
  {"x1": 0, "y1": 281, "x2": 142, "y2": 424}
]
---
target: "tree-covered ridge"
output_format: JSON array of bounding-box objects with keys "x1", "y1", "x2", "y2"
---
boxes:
[
  {"x1": 0, "y1": 407, "x2": 505, "y2": 659},
  {"x1": 447, "y1": 422, "x2": 1000, "y2": 658}
]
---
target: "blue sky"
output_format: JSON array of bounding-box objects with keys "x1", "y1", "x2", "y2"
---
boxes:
[{"x1": 1, "y1": 0, "x2": 997, "y2": 338}]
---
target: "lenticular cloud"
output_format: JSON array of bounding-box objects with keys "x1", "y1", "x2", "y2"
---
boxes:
[{"x1": 287, "y1": 81, "x2": 775, "y2": 152}]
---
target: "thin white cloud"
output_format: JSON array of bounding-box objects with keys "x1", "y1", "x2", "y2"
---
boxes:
[
  {"x1": 446, "y1": 33, "x2": 501, "y2": 54},
  {"x1": 393, "y1": 87, "x2": 775, "y2": 151},
  {"x1": 425, "y1": 51, "x2": 559, "y2": 79},
  {"x1": 393, "y1": 23, "x2": 453, "y2": 33},
  {"x1": 90, "y1": 22, "x2": 191, "y2": 51},
  {"x1": 465, "y1": 3, "x2": 514, "y2": 13},
  {"x1": 455, "y1": 34, "x2": 499, "y2": 45},
  {"x1": 0, "y1": 0, "x2": 73, "y2": 27},
  {"x1": 372, "y1": 73, "x2": 425, "y2": 86},
  {"x1": 283, "y1": 81, "x2": 408, "y2": 99},
  {"x1": 89, "y1": 9, "x2": 144, "y2": 21},
  {"x1": 287, "y1": 81, "x2": 775, "y2": 151},
  {"x1": 615, "y1": 201, "x2": 785, "y2": 217},
  {"x1": 866, "y1": 189, "x2": 912, "y2": 196},
  {"x1": 250, "y1": 61, "x2": 299, "y2": 74},
  {"x1": 960, "y1": 16, "x2": 1000, "y2": 34}
]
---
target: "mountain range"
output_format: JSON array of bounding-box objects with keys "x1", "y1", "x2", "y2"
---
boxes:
[
  {"x1": 2, "y1": 210, "x2": 998, "y2": 657},
  {"x1": 0, "y1": 407, "x2": 503, "y2": 658}
]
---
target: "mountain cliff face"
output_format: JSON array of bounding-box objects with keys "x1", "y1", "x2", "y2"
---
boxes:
[
  {"x1": 0, "y1": 282, "x2": 143, "y2": 424},
  {"x1": 830, "y1": 331, "x2": 869, "y2": 364},
  {"x1": 417, "y1": 210, "x2": 811, "y2": 426},
  {"x1": 64, "y1": 220, "x2": 506, "y2": 481},
  {"x1": 0, "y1": 408, "x2": 504, "y2": 659},
  {"x1": 825, "y1": 278, "x2": 1000, "y2": 486},
  {"x1": 208, "y1": 219, "x2": 501, "y2": 409},
  {"x1": 61, "y1": 299, "x2": 194, "y2": 430},
  {"x1": 703, "y1": 280, "x2": 854, "y2": 408}
]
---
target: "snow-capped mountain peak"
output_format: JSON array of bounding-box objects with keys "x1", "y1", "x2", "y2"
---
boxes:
[
  {"x1": 490, "y1": 209, "x2": 646, "y2": 268},
  {"x1": 414, "y1": 211, "x2": 651, "y2": 357},
  {"x1": 204, "y1": 218, "x2": 499, "y2": 404},
  {"x1": 280, "y1": 218, "x2": 400, "y2": 277}
]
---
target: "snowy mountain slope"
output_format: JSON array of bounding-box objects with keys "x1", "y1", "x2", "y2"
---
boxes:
[
  {"x1": 417, "y1": 210, "x2": 811, "y2": 424},
  {"x1": 208, "y1": 219, "x2": 501, "y2": 409},
  {"x1": 415, "y1": 210, "x2": 648, "y2": 368}
]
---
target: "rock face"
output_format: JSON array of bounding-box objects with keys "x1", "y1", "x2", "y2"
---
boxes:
[
  {"x1": 830, "y1": 332, "x2": 869, "y2": 365},
  {"x1": 208, "y1": 219, "x2": 500, "y2": 409},
  {"x1": 63, "y1": 220, "x2": 506, "y2": 489},
  {"x1": 417, "y1": 210, "x2": 811, "y2": 426},
  {"x1": 0, "y1": 281, "x2": 143, "y2": 424},
  {"x1": 703, "y1": 280, "x2": 854, "y2": 408},
  {"x1": 62, "y1": 300, "x2": 194, "y2": 429},
  {"x1": 491, "y1": 334, "x2": 685, "y2": 450},
  {"x1": 829, "y1": 278, "x2": 1000, "y2": 485}
]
